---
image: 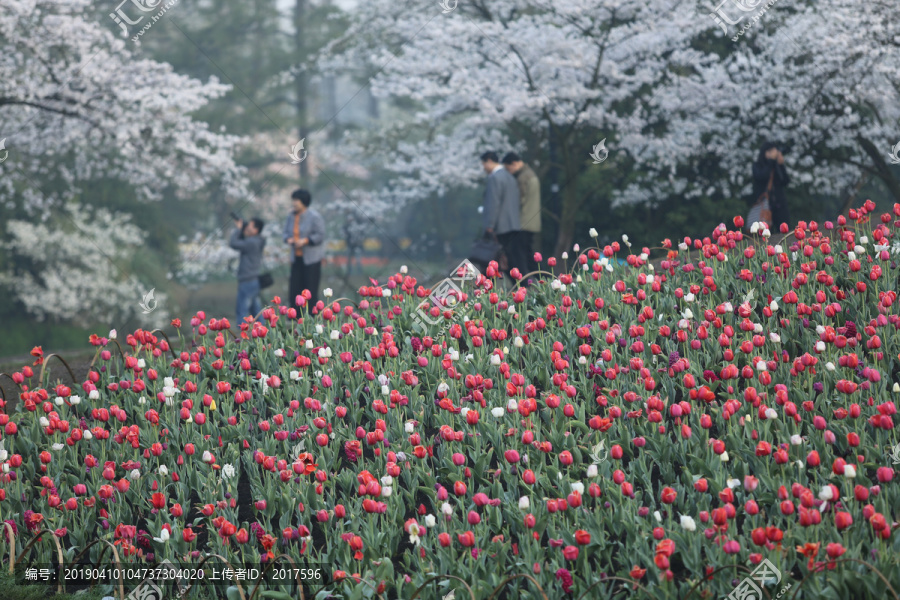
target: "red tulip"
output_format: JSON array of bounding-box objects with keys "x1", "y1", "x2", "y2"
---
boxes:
[
  {"x1": 660, "y1": 487, "x2": 677, "y2": 504},
  {"x1": 835, "y1": 511, "x2": 853, "y2": 530},
  {"x1": 574, "y1": 530, "x2": 591, "y2": 545},
  {"x1": 563, "y1": 545, "x2": 579, "y2": 560},
  {"x1": 457, "y1": 531, "x2": 475, "y2": 547}
]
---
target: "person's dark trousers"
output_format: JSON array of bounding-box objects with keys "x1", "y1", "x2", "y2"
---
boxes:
[
  {"x1": 771, "y1": 203, "x2": 791, "y2": 233},
  {"x1": 497, "y1": 232, "x2": 529, "y2": 284},
  {"x1": 522, "y1": 231, "x2": 539, "y2": 274},
  {"x1": 289, "y1": 259, "x2": 304, "y2": 312},
  {"x1": 290, "y1": 259, "x2": 322, "y2": 313}
]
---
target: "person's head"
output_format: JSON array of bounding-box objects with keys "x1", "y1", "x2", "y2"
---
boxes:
[
  {"x1": 480, "y1": 151, "x2": 500, "y2": 174},
  {"x1": 291, "y1": 189, "x2": 312, "y2": 214},
  {"x1": 758, "y1": 141, "x2": 778, "y2": 163},
  {"x1": 502, "y1": 152, "x2": 524, "y2": 174},
  {"x1": 244, "y1": 217, "x2": 264, "y2": 237}
]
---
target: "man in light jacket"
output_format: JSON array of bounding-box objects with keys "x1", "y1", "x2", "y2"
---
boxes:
[
  {"x1": 503, "y1": 152, "x2": 541, "y2": 273},
  {"x1": 229, "y1": 216, "x2": 266, "y2": 326},
  {"x1": 283, "y1": 189, "x2": 326, "y2": 314},
  {"x1": 481, "y1": 151, "x2": 526, "y2": 279}
]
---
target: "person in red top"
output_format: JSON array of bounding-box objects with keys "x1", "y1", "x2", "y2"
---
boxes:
[{"x1": 283, "y1": 189, "x2": 326, "y2": 313}]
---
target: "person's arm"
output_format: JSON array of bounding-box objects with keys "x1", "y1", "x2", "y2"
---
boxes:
[
  {"x1": 483, "y1": 176, "x2": 498, "y2": 233},
  {"x1": 752, "y1": 160, "x2": 774, "y2": 185},
  {"x1": 229, "y1": 227, "x2": 250, "y2": 250},
  {"x1": 283, "y1": 215, "x2": 292, "y2": 244},
  {"x1": 774, "y1": 159, "x2": 789, "y2": 186},
  {"x1": 306, "y1": 213, "x2": 325, "y2": 246}
]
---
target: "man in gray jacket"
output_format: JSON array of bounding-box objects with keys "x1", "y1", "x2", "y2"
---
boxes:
[
  {"x1": 481, "y1": 151, "x2": 527, "y2": 279},
  {"x1": 229, "y1": 217, "x2": 266, "y2": 326},
  {"x1": 503, "y1": 152, "x2": 541, "y2": 274},
  {"x1": 283, "y1": 189, "x2": 326, "y2": 314}
]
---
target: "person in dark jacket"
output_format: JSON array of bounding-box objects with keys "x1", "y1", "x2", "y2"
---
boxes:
[
  {"x1": 481, "y1": 151, "x2": 527, "y2": 279},
  {"x1": 229, "y1": 216, "x2": 266, "y2": 326},
  {"x1": 751, "y1": 142, "x2": 790, "y2": 231},
  {"x1": 283, "y1": 189, "x2": 326, "y2": 313}
]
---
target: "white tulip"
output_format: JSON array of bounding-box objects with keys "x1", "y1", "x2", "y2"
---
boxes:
[
  {"x1": 381, "y1": 475, "x2": 393, "y2": 486},
  {"x1": 491, "y1": 407, "x2": 505, "y2": 418},
  {"x1": 130, "y1": 469, "x2": 141, "y2": 480},
  {"x1": 202, "y1": 451, "x2": 213, "y2": 463},
  {"x1": 506, "y1": 399, "x2": 518, "y2": 411},
  {"x1": 680, "y1": 515, "x2": 696, "y2": 531},
  {"x1": 765, "y1": 408, "x2": 778, "y2": 420},
  {"x1": 330, "y1": 330, "x2": 340, "y2": 340},
  {"x1": 89, "y1": 389, "x2": 100, "y2": 400},
  {"x1": 164, "y1": 377, "x2": 175, "y2": 387},
  {"x1": 589, "y1": 227, "x2": 598, "y2": 237},
  {"x1": 404, "y1": 422, "x2": 415, "y2": 434},
  {"x1": 153, "y1": 529, "x2": 170, "y2": 543},
  {"x1": 323, "y1": 288, "x2": 333, "y2": 298},
  {"x1": 654, "y1": 511, "x2": 662, "y2": 522},
  {"x1": 587, "y1": 464, "x2": 598, "y2": 477},
  {"x1": 222, "y1": 464, "x2": 235, "y2": 478},
  {"x1": 109, "y1": 329, "x2": 117, "y2": 340},
  {"x1": 514, "y1": 336, "x2": 524, "y2": 348},
  {"x1": 290, "y1": 370, "x2": 301, "y2": 381},
  {"x1": 843, "y1": 465, "x2": 856, "y2": 478},
  {"x1": 727, "y1": 478, "x2": 740, "y2": 489},
  {"x1": 441, "y1": 502, "x2": 453, "y2": 515},
  {"x1": 425, "y1": 515, "x2": 436, "y2": 527},
  {"x1": 818, "y1": 486, "x2": 833, "y2": 501},
  {"x1": 720, "y1": 451, "x2": 730, "y2": 462},
  {"x1": 401, "y1": 265, "x2": 408, "y2": 274},
  {"x1": 571, "y1": 482, "x2": 585, "y2": 495},
  {"x1": 381, "y1": 486, "x2": 392, "y2": 497},
  {"x1": 790, "y1": 434, "x2": 803, "y2": 445},
  {"x1": 519, "y1": 496, "x2": 530, "y2": 510},
  {"x1": 306, "y1": 339, "x2": 314, "y2": 349}
]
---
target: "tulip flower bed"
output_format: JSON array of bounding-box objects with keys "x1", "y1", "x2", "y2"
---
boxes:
[{"x1": 2, "y1": 202, "x2": 900, "y2": 600}]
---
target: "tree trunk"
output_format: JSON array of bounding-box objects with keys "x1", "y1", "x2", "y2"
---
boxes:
[
  {"x1": 294, "y1": 0, "x2": 309, "y2": 179},
  {"x1": 552, "y1": 143, "x2": 582, "y2": 258},
  {"x1": 856, "y1": 135, "x2": 900, "y2": 201}
]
